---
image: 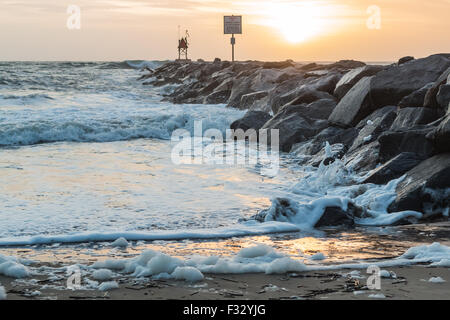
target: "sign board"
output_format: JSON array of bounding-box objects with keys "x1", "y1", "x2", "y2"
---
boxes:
[{"x1": 224, "y1": 16, "x2": 242, "y2": 34}]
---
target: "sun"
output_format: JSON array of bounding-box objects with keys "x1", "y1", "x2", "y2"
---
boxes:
[{"x1": 263, "y1": 2, "x2": 325, "y2": 44}]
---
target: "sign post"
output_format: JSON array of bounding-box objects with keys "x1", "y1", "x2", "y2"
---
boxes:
[{"x1": 224, "y1": 15, "x2": 242, "y2": 62}]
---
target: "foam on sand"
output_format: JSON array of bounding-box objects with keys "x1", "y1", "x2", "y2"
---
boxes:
[
  {"x1": 428, "y1": 277, "x2": 446, "y2": 283},
  {"x1": 89, "y1": 242, "x2": 450, "y2": 282},
  {"x1": 0, "y1": 254, "x2": 30, "y2": 278},
  {"x1": 92, "y1": 269, "x2": 114, "y2": 281},
  {"x1": 0, "y1": 285, "x2": 6, "y2": 300},
  {"x1": 98, "y1": 281, "x2": 119, "y2": 291}
]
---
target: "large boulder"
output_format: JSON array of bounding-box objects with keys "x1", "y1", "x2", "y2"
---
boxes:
[
  {"x1": 279, "y1": 99, "x2": 337, "y2": 121},
  {"x1": 398, "y1": 56, "x2": 414, "y2": 65},
  {"x1": 306, "y1": 72, "x2": 342, "y2": 94},
  {"x1": 262, "y1": 109, "x2": 328, "y2": 152},
  {"x1": 428, "y1": 114, "x2": 450, "y2": 153},
  {"x1": 398, "y1": 83, "x2": 434, "y2": 108},
  {"x1": 334, "y1": 65, "x2": 384, "y2": 100},
  {"x1": 230, "y1": 111, "x2": 272, "y2": 132},
  {"x1": 388, "y1": 153, "x2": 450, "y2": 213},
  {"x1": 436, "y1": 84, "x2": 450, "y2": 109},
  {"x1": 239, "y1": 91, "x2": 268, "y2": 110},
  {"x1": 345, "y1": 141, "x2": 380, "y2": 172},
  {"x1": 315, "y1": 203, "x2": 365, "y2": 228},
  {"x1": 262, "y1": 60, "x2": 294, "y2": 69},
  {"x1": 362, "y1": 152, "x2": 426, "y2": 185},
  {"x1": 328, "y1": 76, "x2": 374, "y2": 128},
  {"x1": 204, "y1": 89, "x2": 231, "y2": 104},
  {"x1": 424, "y1": 66, "x2": 450, "y2": 108},
  {"x1": 378, "y1": 127, "x2": 435, "y2": 163},
  {"x1": 291, "y1": 126, "x2": 358, "y2": 157},
  {"x1": 252, "y1": 197, "x2": 364, "y2": 228},
  {"x1": 390, "y1": 107, "x2": 439, "y2": 131},
  {"x1": 349, "y1": 106, "x2": 397, "y2": 152},
  {"x1": 279, "y1": 88, "x2": 335, "y2": 111},
  {"x1": 370, "y1": 54, "x2": 450, "y2": 108}
]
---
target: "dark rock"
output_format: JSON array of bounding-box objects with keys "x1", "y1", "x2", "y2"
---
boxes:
[
  {"x1": 378, "y1": 127, "x2": 435, "y2": 163},
  {"x1": 279, "y1": 99, "x2": 337, "y2": 121},
  {"x1": 239, "y1": 91, "x2": 268, "y2": 110},
  {"x1": 398, "y1": 56, "x2": 415, "y2": 65},
  {"x1": 300, "y1": 63, "x2": 319, "y2": 71},
  {"x1": 371, "y1": 54, "x2": 450, "y2": 109},
  {"x1": 275, "y1": 87, "x2": 334, "y2": 114},
  {"x1": 388, "y1": 153, "x2": 450, "y2": 213},
  {"x1": 390, "y1": 107, "x2": 439, "y2": 131},
  {"x1": 283, "y1": 88, "x2": 335, "y2": 107},
  {"x1": 428, "y1": 114, "x2": 450, "y2": 153},
  {"x1": 252, "y1": 197, "x2": 364, "y2": 228},
  {"x1": 307, "y1": 72, "x2": 342, "y2": 94},
  {"x1": 423, "y1": 66, "x2": 450, "y2": 108},
  {"x1": 262, "y1": 61, "x2": 294, "y2": 69},
  {"x1": 436, "y1": 84, "x2": 450, "y2": 109},
  {"x1": 251, "y1": 198, "x2": 296, "y2": 223},
  {"x1": 398, "y1": 83, "x2": 434, "y2": 108},
  {"x1": 262, "y1": 110, "x2": 328, "y2": 152},
  {"x1": 320, "y1": 60, "x2": 366, "y2": 71},
  {"x1": 230, "y1": 111, "x2": 272, "y2": 131},
  {"x1": 363, "y1": 152, "x2": 426, "y2": 185},
  {"x1": 213, "y1": 57, "x2": 221, "y2": 63},
  {"x1": 227, "y1": 68, "x2": 281, "y2": 108},
  {"x1": 204, "y1": 89, "x2": 231, "y2": 104},
  {"x1": 334, "y1": 65, "x2": 384, "y2": 100},
  {"x1": 292, "y1": 126, "x2": 358, "y2": 157},
  {"x1": 355, "y1": 106, "x2": 398, "y2": 129},
  {"x1": 315, "y1": 203, "x2": 365, "y2": 228},
  {"x1": 345, "y1": 141, "x2": 380, "y2": 172},
  {"x1": 349, "y1": 106, "x2": 397, "y2": 152},
  {"x1": 328, "y1": 76, "x2": 374, "y2": 128}
]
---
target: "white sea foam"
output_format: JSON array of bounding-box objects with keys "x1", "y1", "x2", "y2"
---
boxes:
[
  {"x1": 85, "y1": 242, "x2": 450, "y2": 282},
  {"x1": 0, "y1": 286, "x2": 6, "y2": 300},
  {"x1": 0, "y1": 254, "x2": 30, "y2": 278},
  {"x1": 0, "y1": 222, "x2": 299, "y2": 247}
]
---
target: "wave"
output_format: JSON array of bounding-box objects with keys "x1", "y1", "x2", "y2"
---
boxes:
[
  {"x1": 0, "y1": 221, "x2": 298, "y2": 246},
  {"x1": 0, "y1": 110, "x2": 243, "y2": 147},
  {"x1": 259, "y1": 156, "x2": 424, "y2": 228},
  {"x1": 98, "y1": 60, "x2": 167, "y2": 70},
  {"x1": 0, "y1": 93, "x2": 54, "y2": 101}
]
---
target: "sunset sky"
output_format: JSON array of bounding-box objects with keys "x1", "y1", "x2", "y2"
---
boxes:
[{"x1": 0, "y1": 0, "x2": 449, "y2": 62}]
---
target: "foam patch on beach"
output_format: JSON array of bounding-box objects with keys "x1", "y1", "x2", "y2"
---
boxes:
[
  {"x1": 85, "y1": 242, "x2": 450, "y2": 283},
  {"x1": 0, "y1": 254, "x2": 30, "y2": 278},
  {"x1": 91, "y1": 244, "x2": 306, "y2": 283}
]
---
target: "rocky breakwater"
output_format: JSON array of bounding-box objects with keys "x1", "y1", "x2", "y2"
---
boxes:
[{"x1": 140, "y1": 54, "x2": 450, "y2": 228}]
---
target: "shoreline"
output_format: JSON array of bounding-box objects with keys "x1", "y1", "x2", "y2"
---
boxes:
[
  {"x1": 2, "y1": 266, "x2": 449, "y2": 300},
  {"x1": 1, "y1": 222, "x2": 449, "y2": 300}
]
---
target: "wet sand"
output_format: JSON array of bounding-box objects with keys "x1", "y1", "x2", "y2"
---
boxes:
[
  {"x1": 1, "y1": 266, "x2": 449, "y2": 300},
  {"x1": 1, "y1": 222, "x2": 449, "y2": 300}
]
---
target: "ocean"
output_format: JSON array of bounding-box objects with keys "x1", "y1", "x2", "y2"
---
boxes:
[{"x1": 0, "y1": 61, "x2": 446, "y2": 264}]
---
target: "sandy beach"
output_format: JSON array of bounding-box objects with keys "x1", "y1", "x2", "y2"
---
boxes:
[{"x1": 1, "y1": 266, "x2": 449, "y2": 300}]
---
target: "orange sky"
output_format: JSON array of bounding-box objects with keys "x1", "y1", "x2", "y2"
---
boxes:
[{"x1": 0, "y1": 0, "x2": 449, "y2": 61}]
